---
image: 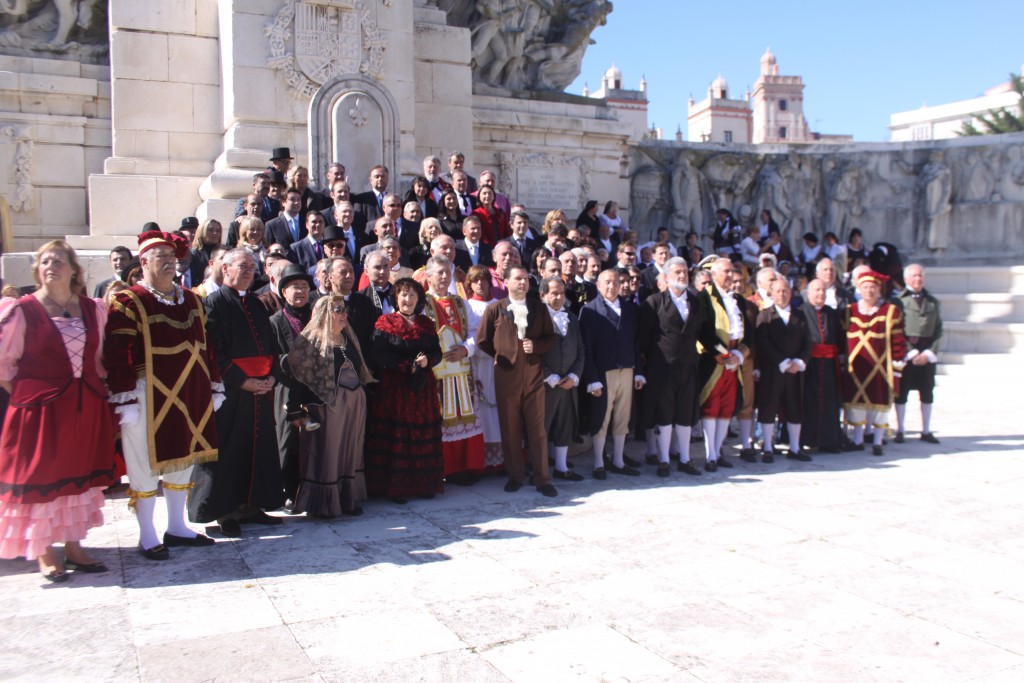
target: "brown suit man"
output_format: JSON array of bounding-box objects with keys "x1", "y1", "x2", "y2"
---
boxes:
[{"x1": 475, "y1": 265, "x2": 558, "y2": 496}]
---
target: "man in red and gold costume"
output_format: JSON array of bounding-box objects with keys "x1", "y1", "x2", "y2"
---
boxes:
[
  {"x1": 105, "y1": 231, "x2": 224, "y2": 560},
  {"x1": 843, "y1": 268, "x2": 907, "y2": 456},
  {"x1": 423, "y1": 255, "x2": 485, "y2": 485}
]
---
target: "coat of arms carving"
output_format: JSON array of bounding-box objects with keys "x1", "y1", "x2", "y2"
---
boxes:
[{"x1": 266, "y1": 0, "x2": 386, "y2": 99}]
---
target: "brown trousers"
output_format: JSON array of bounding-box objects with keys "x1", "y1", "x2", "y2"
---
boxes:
[{"x1": 494, "y1": 360, "x2": 551, "y2": 487}]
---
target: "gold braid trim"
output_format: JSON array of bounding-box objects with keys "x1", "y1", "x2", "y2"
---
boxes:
[
  {"x1": 126, "y1": 488, "x2": 158, "y2": 513},
  {"x1": 161, "y1": 481, "x2": 194, "y2": 491}
]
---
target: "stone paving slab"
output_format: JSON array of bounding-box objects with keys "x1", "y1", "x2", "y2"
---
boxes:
[{"x1": 2, "y1": 371, "x2": 1024, "y2": 681}]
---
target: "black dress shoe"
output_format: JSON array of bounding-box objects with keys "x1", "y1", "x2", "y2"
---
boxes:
[
  {"x1": 677, "y1": 462, "x2": 702, "y2": 476},
  {"x1": 704, "y1": 460, "x2": 718, "y2": 473},
  {"x1": 644, "y1": 454, "x2": 660, "y2": 466},
  {"x1": 503, "y1": 478, "x2": 523, "y2": 492},
  {"x1": 607, "y1": 463, "x2": 641, "y2": 476},
  {"x1": 553, "y1": 469, "x2": 584, "y2": 481},
  {"x1": 843, "y1": 442, "x2": 865, "y2": 452},
  {"x1": 593, "y1": 467, "x2": 607, "y2": 480},
  {"x1": 656, "y1": 462, "x2": 670, "y2": 478},
  {"x1": 282, "y1": 499, "x2": 302, "y2": 515},
  {"x1": 872, "y1": 444, "x2": 884, "y2": 456},
  {"x1": 64, "y1": 559, "x2": 108, "y2": 573},
  {"x1": 787, "y1": 452, "x2": 813, "y2": 462},
  {"x1": 139, "y1": 543, "x2": 170, "y2": 561},
  {"x1": 716, "y1": 457, "x2": 733, "y2": 468},
  {"x1": 244, "y1": 510, "x2": 284, "y2": 525},
  {"x1": 218, "y1": 519, "x2": 241, "y2": 538},
  {"x1": 163, "y1": 532, "x2": 216, "y2": 547},
  {"x1": 622, "y1": 455, "x2": 642, "y2": 468},
  {"x1": 391, "y1": 496, "x2": 409, "y2": 504},
  {"x1": 536, "y1": 484, "x2": 558, "y2": 497},
  {"x1": 893, "y1": 432, "x2": 905, "y2": 444},
  {"x1": 761, "y1": 452, "x2": 774, "y2": 463},
  {"x1": 920, "y1": 432, "x2": 940, "y2": 444},
  {"x1": 343, "y1": 506, "x2": 364, "y2": 517},
  {"x1": 740, "y1": 450, "x2": 757, "y2": 463}
]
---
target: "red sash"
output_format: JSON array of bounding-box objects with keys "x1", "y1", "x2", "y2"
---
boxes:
[
  {"x1": 233, "y1": 355, "x2": 273, "y2": 377},
  {"x1": 810, "y1": 344, "x2": 838, "y2": 359}
]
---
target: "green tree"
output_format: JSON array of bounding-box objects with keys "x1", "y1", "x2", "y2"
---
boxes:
[{"x1": 959, "y1": 73, "x2": 1024, "y2": 136}]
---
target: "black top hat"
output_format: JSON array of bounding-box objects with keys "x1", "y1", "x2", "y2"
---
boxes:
[
  {"x1": 270, "y1": 147, "x2": 294, "y2": 161},
  {"x1": 180, "y1": 216, "x2": 200, "y2": 230},
  {"x1": 277, "y1": 262, "x2": 314, "y2": 297},
  {"x1": 322, "y1": 225, "x2": 347, "y2": 244},
  {"x1": 267, "y1": 169, "x2": 287, "y2": 186},
  {"x1": 141, "y1": 221, "x2": 161, "y2": 232}
]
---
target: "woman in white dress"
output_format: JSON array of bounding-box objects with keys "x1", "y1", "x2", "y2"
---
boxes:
[{"x1": 464, "y1": 265, "x2": 503, "y2": 467}]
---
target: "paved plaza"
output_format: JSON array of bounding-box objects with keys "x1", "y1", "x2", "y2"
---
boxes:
[{"x1": 2, "y1": 365, "x2": 1023, "y2": 682}]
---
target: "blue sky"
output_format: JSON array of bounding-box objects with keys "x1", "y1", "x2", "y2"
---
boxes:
[{"x1": 568, "y1": 1, "x2": 1024, "y2": 141}]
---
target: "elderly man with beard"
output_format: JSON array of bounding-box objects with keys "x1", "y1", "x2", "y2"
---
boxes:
[
  {"x1": 754, "y1": 279, "x2": 811, "y2": 463},
  {"x1": 638, "y1": 257, "x2": 704, "y2": 477},
  {"x1": 189, "y1": 249, "x2": 285, "y2": 536},
  {"x1": 799, "y1": 279, "x2": 845, "y2": 453},
  {"x1": 105, "y1": 231, "x2": 223, "y2": 558}
]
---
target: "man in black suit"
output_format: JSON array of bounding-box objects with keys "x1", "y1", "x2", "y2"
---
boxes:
[
  {"x1": 350, "y1": 165, "x2": 389, "y2": 235},
  {"x1": 322, "y1": 218, "x2": 368, "y2": 276},
  {"x1": 227, "y1": 193, "x2": 261, "y2": 247},
  {"x1": 639, "y1": 243, "x2": 671, "y2": 301},
  {"x1": 504, "y1": 211, "x2": 538, "y2": 264},
  {"x1": 265, "y1": 186, "x2": 306, "y2": 250},
  {"x1": 755, "y1": 278, "x2": 811, "y2": 463},
  {"x1": 320, "y1": 179, "x2": 351, "y2": 227},
  {"x1": 290, "y1": 211, "x2": 327, "y2": 274},
  {"x1": 540, "y1": 276, "x2": 584, "y2": 482},
  {"x1": 316, "y1": 162, "x2": 346, "y2": 208},
  {"x1": 638, "y1": 257, "x2": 704, "y2": 477},
  {"x1": 450, "y1": 170, "x2": 477, "y2": 217},
  {"x1": 454, "y1": 215, "x2": 493, "y2": 270},
  {"x1": 444, "y1": 150, "x2": 477, "y2": 193},
  {"x1": 358, "y1": 215, "x2": 406, "y2": 267},
  {"x1": 233, "y1": 172, "x2": 281, "y2": 223},
  {"x1": 359, "y1": 251, "x2": 394, "y2": 318},
  {"x1": 815, "y1": 257, "x2": 854, "y2": 312},
  {"x1": 580, "y1": 269, "x2": 646, "y2": 479},
  {"x1": 393, "y1": 197, "x2": 420, "y2": 252},
  {"x1": 326, "y1": 256, "x2": 377, "y2": 370},
  {"x1": 92, "y1": 245, "x2": 133, "y2": 298}
]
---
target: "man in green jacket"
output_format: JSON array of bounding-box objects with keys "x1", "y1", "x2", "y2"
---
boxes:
[{"x1": 894, "y1": 264, "x2": 942, "y2": 444}]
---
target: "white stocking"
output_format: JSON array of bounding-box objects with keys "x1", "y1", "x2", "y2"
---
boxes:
[
  {"x1": 921, "y1": 403, "x2": 933, "y2": 434},
  {"x1": 739, "y1": 418, "x2": 753, "y2": 449},
  {"x1": 670, "y1": 427, "x2": 681, "y2": 457},
  {"x1": 611, "y1": 434, "x2": 627, "y2": 468},
  {"x1": 787, "y1": 423, "x2": 801, "y2": 452},
  {"x1": 656, "y1": 425, "x2": 672, "y2": 463},
  {"x1": 761, "y1": 422, "x2": 775, "y2": 452},
  {"x1": 644, "y1": 428, "x2": 658, "y2": 456},
  {"x1": 873, "y1": 426, "x2": 885, "y2": 446},
  {"x1": 673, "y1": 425, "x2": 692, "y2": 463},
  {"x1": 135, "y1": 495, "x2": 160, "y2": 550},
  {"x1": 551, "y1": 444, "x2": 569, "y2": 472},
  {"x1": 592, "y1": 434, "x2": 607, "y2": 469},
  {"x1": 852, "y1": 425, "x2": 865, "y2": 445},
  {"x1": 702, "y1": 418, "x2": 718, "y2": 461},
  {"x1": 164, "y1": 487, "x2": 197, "y2": 538},
  {"x1": 895, "y1": 403, "x2": 907, "y2": 433},
  {"x1": 715, "y1": 418, "x2": 730, "y2": 455}
]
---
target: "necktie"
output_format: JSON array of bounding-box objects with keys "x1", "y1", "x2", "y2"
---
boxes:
[
  {"x1": 461, "y1": 194, "x2": 470, "y2": 215},
  {"x1": 289, "y1": 217, "x2": 298, "y2": 241},
  {"x1": 345, "y1": 231, "x2": 355, "y2": 258},
  {"x1": 517, "y1": 239, "x2": 524, "y2": 254},
  {"x1": 315, "y1": 242, "x2": 323, "y2": 259},
  {"x1": 376, "y1": 193, "x2": 384, "y2": 211}
]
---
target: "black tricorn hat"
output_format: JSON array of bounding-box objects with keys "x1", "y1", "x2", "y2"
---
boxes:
[
  {"x1": 277, "y1": 262, "x2": 314, "y2": 297},
  {"x1": 180, "y1": 216, "x2": 199, "y2": 230},
  {"x1": 270, "y1": 147, "x2": 294, "y2": 161}
]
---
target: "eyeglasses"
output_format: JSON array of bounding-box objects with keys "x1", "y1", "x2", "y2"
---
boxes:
[
  {"x1": 623, "y1": 251, "x2": 636, "y2": 256},
  {"x1": 331, "y1": 307, "x2": 348, "y2": 314}
]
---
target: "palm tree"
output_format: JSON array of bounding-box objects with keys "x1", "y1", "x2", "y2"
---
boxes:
[{"x1": 959, "y1": 73, "x2": 1023, "y2": 136}]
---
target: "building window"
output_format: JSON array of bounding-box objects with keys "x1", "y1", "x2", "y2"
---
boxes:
[
  {"x1": 912, "y1": 124, "x2": 932, "y2": 141},
  {"x1": 779, "y1": 99, "x2": 788, "y2": 111},
  {"x1": 779, "y1": 126, "x2": 787, "y2": 139},
  {"x1": 724, "y1": 131, "x2": 733, "y2": 143}
]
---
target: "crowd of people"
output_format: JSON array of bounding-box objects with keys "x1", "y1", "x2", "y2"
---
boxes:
[{"x1": 0, "y1": 148, "x2": 944, "y2": 584}]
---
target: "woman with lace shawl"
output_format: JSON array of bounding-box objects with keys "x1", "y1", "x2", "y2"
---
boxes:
[{"x1": 284, "y1": 294, "x2": 375, "y2": 518}]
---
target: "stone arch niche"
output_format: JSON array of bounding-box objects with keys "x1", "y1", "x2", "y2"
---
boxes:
[{"x1": 308, "y1": 76, "x2": 400, "y2": 192}]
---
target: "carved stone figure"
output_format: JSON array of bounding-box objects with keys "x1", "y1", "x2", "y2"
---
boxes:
[
  {"x1": 0, "y1": 0, "x2": 107, "y2": 63},
  {"x1": 956, "y1": 150, "x2": 995, "y2": 203},
  {"x1": 441, "y1": 0, "x2": 611, "y2": 92},
  {"x1": 753, "y1": 160, "x2": 789, "y2": 237},
  {"x1": 669, "y1": 154, "x2": 706, "y2": 240},
  {"x1": 783, "y1": 155, "x2": 819, "y2": 239},
  {"x1": 824, "y1": 162, "x2": 862, "y2": 239},
  {"x1": 919, "y1": 151, "x2": 952, "y2": 252}
]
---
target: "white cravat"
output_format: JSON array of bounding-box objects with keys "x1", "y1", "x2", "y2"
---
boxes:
[
  {"x1": 602, "y1": 296, "x2": 621, "y2": 317},
  {"x1": 825, "y1": 286, "x2": 838, "y2": 309},
  {"x1": 716, "y1": 284, "x2": 744, "y2": 340},
  {"x1": 547, "y1": 305, "x2": 569, "y2": 337},
  {"x1": 776, "y1": 304, "x2": 791, "y2": 325},
  {"x1": 669, "y1": 288, "x2": 689, "y2": 322},
  {"x1": 508, "y1": 298, "x2": 529, "y2": 339}
]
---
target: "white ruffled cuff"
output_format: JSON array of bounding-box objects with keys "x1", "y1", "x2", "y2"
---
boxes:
[
  {"x1": 634, "y1": 374, "x2": 646, "y2": 384},
  {"x1": 905, "y1": 349, "x2": 920, "y2": 362},
  {"x1": 567, "y1": 373, "x2": 580, "y2": 387},
  {"x1": 212, "y1": 392, "x2": 226, "y2": 411},
  {"x1": 752, "y1": 369, "x2": 761, "y2": 381},
  {"x1": 109, "y1": 378, "x2": 144, "y2": 406},
  {"x1": 115, "y1": 403, "x2": 141, "y2": 427},
  {"x1": 791, "y1": 359, "x2": 806, "y2": 372},
  {"x1": 778, "y1": 359, "x2": 791, "y2": 374},
  {"x1": 587, "y1": 382, "x2": 603, "y2": 393},
  {"x1": 211, "y1": 381, "x2": 225, "y2": 393},
  {"x1": 545, "y1": 374, "x2": 560, "y2": 388},
  {"x1": 923, "y1": 349, "x2": 938, "y2": 363}
]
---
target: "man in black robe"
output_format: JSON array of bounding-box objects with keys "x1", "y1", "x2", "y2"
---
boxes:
[
  {"x1": 189, "y1": 248, "x2": 285, "y2": 536},
  {"x1": 798, "y1": 279, "x2": 844, "y2": 453}
]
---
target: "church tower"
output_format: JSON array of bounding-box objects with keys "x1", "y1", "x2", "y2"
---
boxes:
[{"x1": 751, "y1": 48, "x2": 811, "y2": 143}]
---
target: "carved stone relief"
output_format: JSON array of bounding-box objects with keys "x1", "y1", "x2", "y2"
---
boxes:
[
  {"x1": 1, "y1": 123, "x2": 34, "y2": 212},
  {"x1": 267, "y1": 0, "x2": 386, "y2": 100},
  {"x1": 0, "y1": 0, "x2": 108, "y2": 63},
  {"x1": 629, "y1": 134, "x2": 1024, "y2": 260}
]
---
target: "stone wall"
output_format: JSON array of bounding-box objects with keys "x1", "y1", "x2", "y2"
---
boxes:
[{"x1": 629, "y1": 133, "x2": 1024, "y2": 262}]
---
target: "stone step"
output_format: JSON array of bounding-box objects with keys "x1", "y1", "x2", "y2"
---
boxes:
[
  {"x1": 940, "y1": 321, "x2": 1024, "y2": 354},
  {"x1": 935, "y1": 293, "x2": 1024, "y2": 324},
  {"x1": 923, "y1": 266, "x2": 1024, "y2": 295},
  {"x1": 935, "y1": 351, "x2": 1019, "y2": 378}
]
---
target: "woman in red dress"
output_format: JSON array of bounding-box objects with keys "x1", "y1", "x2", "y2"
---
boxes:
[
  {"x1": 364, "y1": 278, "x2": 444, "y2": 503},
  {"x1": 472, "y1": 185, "x2": 510, "y2": 247},
  {"x1": 0, "y1": 240, "x2": 116, "y2": 582}
]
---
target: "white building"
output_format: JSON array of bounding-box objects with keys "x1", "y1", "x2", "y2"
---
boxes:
[
  {"x1": 687, "y1": 75, "x2": 752, "y2": 144},
  {"x1": 889, "y1": 68, "x2": 1024, "y2": 141},
  {"x1": 585, "y1": 64, "x2": 650, "y2": 141}
]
